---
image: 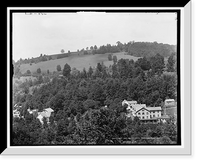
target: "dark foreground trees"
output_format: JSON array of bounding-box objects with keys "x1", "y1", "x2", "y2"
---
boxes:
[{"x1": 13, "y1": 102, "x2": 177, "y2": 145}]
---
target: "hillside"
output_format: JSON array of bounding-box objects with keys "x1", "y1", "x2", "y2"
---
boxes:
[
  {"x1": 15, "y1": 41, "x2": 176, "y2": 74},
  {"x1": 126, "y1": 42, "x2": 176, "y2": 57},
  {"x1": 19, "y1": 52, "x2": 140, "y2": 74}
]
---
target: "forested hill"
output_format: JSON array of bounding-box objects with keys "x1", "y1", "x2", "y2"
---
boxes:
[
  {"x1": 14, "y1": 41, "x2": 176, "y2": 65},
  {"x1": 125, "y1": 41, "x2": 176, "y2": 58}
]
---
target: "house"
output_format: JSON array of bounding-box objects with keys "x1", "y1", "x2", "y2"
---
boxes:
[
  {"x1": 122, "y1": 100, "x2": 146, "y2": 116},
  {"x1": 163, "y1": 99, "x2": 177, "y2": 117},
  {"x1": 122, "y1": 100, "x2": 169, "y2": 123},
  {"x1": 122, "y1": 100, "x2": 137, "y2": 106},
  {"x1": 27, "y1": 107, "x2": 54, "y2": 124},
  {"x1": 37, "y1": 108, "x2": 54, "y2": 124},
  {"x1": 13, "y1": 109, "x2": 20, "y2": 118},
  {"x1": 164, "y1": 99, "x2": 175, "y2": 107},
  {"x1": 27, "y1": 108, "x2": 38, "y2": 115},
  {"x1": 135, "y1": 106, "x2": 162, "y2": 123},
  {"x1": 13, "y1": 104, "x2": 22, "y2": 118}
]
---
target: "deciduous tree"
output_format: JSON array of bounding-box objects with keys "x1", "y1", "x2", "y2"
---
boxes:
[{"x1": 63, "y1": 63, "x2": 71, "y2": 77}]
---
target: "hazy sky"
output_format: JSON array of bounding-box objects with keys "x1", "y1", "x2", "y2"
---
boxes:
[{"x1": 13, "y1": 12, "x2": 177, "y2": 61}]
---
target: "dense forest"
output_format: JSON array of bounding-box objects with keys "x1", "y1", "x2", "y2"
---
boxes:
[{"x1": 12, "y1": 52, "x2": 177, "y2": 145}]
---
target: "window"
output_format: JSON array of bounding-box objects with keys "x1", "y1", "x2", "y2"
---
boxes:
[
  {"x1": 142, "y1": 116, "x2": 145, "y2": 119},
  {"x1": 142, "y1": 112, "x2": 144, "y2": 115}
]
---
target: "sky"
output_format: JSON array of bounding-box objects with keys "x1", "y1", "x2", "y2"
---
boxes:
[{"x1": 13, "y1": 12, "x2": 177, "y2": 61}]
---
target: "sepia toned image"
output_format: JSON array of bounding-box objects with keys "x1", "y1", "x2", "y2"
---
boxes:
[{"x1": 12, "y1": 10, "x2": 179, "y2": 146}]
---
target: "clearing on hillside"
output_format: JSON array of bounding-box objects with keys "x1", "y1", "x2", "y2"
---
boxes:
[{"x1": 19, "y1": 52, "x2": 141, "y2": 74}]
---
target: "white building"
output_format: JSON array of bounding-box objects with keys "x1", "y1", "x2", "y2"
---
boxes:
[
  {"x1": 27, "y1": 107, "x2": 54, "y2": 124},
  {"x1": 164, "y1": 99, "x2": 175, "y2": 107},
  {"x1": 37, "y1": 108, "x2": 54, "y2": 124},
  {"x1": 122, "y1": 100, "x2": 169, "y2": 123}
]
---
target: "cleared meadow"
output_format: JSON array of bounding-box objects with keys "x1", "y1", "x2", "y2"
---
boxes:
[{"x1": 19, "y1": 52, "x2": 141, "y2": 74}]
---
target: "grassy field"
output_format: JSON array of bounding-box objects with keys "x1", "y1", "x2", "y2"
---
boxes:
[{"x1": 19, "y1": 52, "x2": 141, "y2": 74}]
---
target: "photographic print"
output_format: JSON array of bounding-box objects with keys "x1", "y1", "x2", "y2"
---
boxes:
[{"x1": 3, "y1": 3, "x2": 191, "y2": 155}]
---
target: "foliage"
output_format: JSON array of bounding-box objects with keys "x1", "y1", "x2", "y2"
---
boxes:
[
  {"x1": 167, "y1": 53, "x2": 176, "y2": 72},
  {"x1": 26, "y1": 70, "x2": 31, "y2": 75},
  {"x1": 37, "y1": 68, "x2": 41, "y2": 74},
  {"x1": 108, "y1": 53, "x2": 113, "y2": 61},
  {"x1": 13, "y1": 48, "x2": 178, "y2": 145},
  {"x1": 150, "y1": 53, "x2": 165, "y2": 75},
  {"x1": 113, "y1": 55, "x2": 117, "y2": 64},
  {"x1": 63, "y1": 63, "x2": 71, "y2": 77},
  {"x1": 57, "y1": 65, "x2": 62, "y2": 72}
]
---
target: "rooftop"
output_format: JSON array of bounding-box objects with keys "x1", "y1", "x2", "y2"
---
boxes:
[
  {"x1": 165, "y1": 99, "x2": 175, "y2": 102},
  {"x1": 146, "y1": 107, "x2": 162, "y2": 111},
  {"x1": 133, "y1": 104, "x2": 147, "y2": 112}
]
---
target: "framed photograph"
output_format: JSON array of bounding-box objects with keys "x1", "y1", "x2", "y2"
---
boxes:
[{"x1": 2, "y1": 1, "x2": 191, "y2": 155}]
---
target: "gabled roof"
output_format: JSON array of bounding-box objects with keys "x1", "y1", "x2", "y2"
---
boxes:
[
  {"x1": 135, "y1": 106, "x2": 162, "y2": 113},
  {"x1": 122, "y1": 100, "x2": 137, "y2": 106},
  {"x1": 146, "y1": 107, "x2": 162, "y2": 111},
  {"x1": 135, "y1": 107, "x2": 150, "y2": 113},
  {"x1": 133, "y1": 104, "x2": 146, "y2": 111},
  {"x1": 165, "y1": 99, "x2": 175, "y2": 102},
  {"x1": 44, "y1": 108, "x2": 54, "y2": 112}
]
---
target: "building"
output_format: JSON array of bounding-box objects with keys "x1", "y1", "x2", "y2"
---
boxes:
[
  {"x1": 164, "y1": 99, "x2": 175, "y2": 107},
  {"x1": 135, "y1": 106, "x2": 164, "y2": 123},
  {"x1": 13, "y1": 109, "x2": 20, "y2": 118},
  {"x1": 27, "y1": 107, "x2": 54, "y2": 124},
  {"x1": 122, "y1": 100, "x2": 170, "y2": 123},
  {"x1": 163, "y1": 99, "x2": 177, "y2": 118},
  {"x1": 37, "y1": 108, "x2": 54, "y2": 124},
  {"x1": 13, "y1": 104, "x2": 22, "y2": 118}
]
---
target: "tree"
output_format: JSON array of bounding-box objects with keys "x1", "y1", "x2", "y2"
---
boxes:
[
  {"x1": 80, "y1": 68, "x2": 87, "y2": 78},
  {"x1": 47, "y1": 70, "x2": 50, "y2": 74},
  {"x1": 26, "y1": 70, "x2": 31, "y2": 75},
  {"x1": 90, "y1": 46, "x2": 94, "y2": 50},
  {"x1": 167, "y1": 53, "x2": 175, "y2": 72},
  {"x1": 37, "y1": 68, "x2": 41, "y2": 74},
  {"x1": 108, "y1": 53, "x2": 113, "y2": 61},
  {"x1": 14, "y1": 65, "x2": 21, "y2": 76},
  {"x1": 135, "y1": 57, "x2": 151, "y2": 71},
  {"x1": 87, "y1": 66, "x2": 93, "y2": 78},
  {"x1": 61, "y1": 49, "x2": 65, "y2": 54},
  {"x1": 83, "y1": 99, "x2": 98, "y2": 110},
  {"x1": 116, "y1": 41, "x2": 123, "y2": 51},
  {"x1": 113, "y1": 55, "x2": 118, "y2": 64},
  {"x1": 150, "y1": 53, "x2": 165, "y2": 75},
  {"x1": 57, "y1": 65, "x2": 62, "y2": 72},
  {"x1": 112, "y1": 64, "x2": 119, "y2": 78},
  {"x1": 63, "y1": 63, "x2": 71, "y2": 77},
  {"x1": 96, "y1": 63, "x2": 103, "y2": 73},
  {"x1": 38, "y1": 75, "x2": 43, "y2": 84},
  {"x1": 83, "y1": 51, "x2": 88, "y2": 55}
]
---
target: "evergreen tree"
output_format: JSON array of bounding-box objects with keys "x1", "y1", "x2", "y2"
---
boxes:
[
  {"x1": 63, "y1": 63, "x2": 71, "y2": 77},
  {"x1": 57, "y1": 65, "x2": 62, "y2": 72},
  {"x1": 167, "y1": 53, "x2": 175, "y2": 72}
]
